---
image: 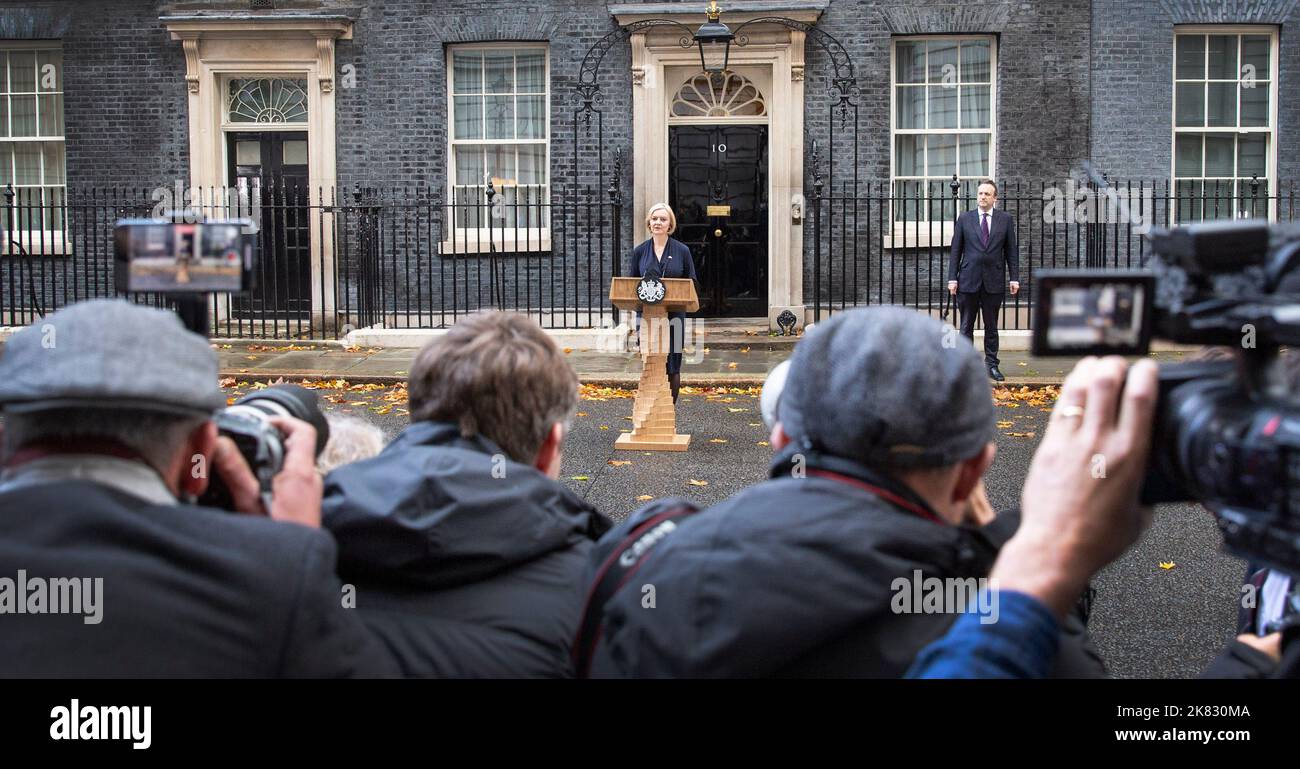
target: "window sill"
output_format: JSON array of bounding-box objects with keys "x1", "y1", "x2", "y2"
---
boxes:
[
  {"x1": 881, "y1": 222, "x2": 955, "y2": 250},
  {"x1": 1, "y1": 232, "x2": 70, "y2": 256},
  {"x1": 440, "y1": 230, "x2": 552, "y2": 255}
]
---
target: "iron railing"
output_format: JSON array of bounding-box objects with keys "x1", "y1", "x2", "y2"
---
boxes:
[
  {"x1": 806, "y1": 175, "x2": 1299, "y2": 326},
  {"x1": 0, "y1": 178, "x2": 625, "y2": 338},
  {"x1": 3, "y1": 176, "x2": 1295, "y2": 336}
]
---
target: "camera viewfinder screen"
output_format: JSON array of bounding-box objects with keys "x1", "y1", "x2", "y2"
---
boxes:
[
  {"x1": 124, "y1": 222, "x2": 245, "y2": 293},
  {"x1": 1046, "y1": 283, "x2": 1146, "y2": 351}
]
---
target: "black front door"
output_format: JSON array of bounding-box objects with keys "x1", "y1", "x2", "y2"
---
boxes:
[
  {"x1": 226, "y1": 131, "x2": 310, "y2": 318},
  {"x1": 669, "y1": 125, "x2": 768, "y2": 317}
]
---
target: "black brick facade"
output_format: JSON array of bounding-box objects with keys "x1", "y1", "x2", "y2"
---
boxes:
[
  {"x1": 1091, "y1": 0, "x2": 1300, "y2": 182},
  {"x1": 4, "y1": 0, "x2": 1299, "y2": 325},
  {"x1": 1, "y1": 1, "x2": 190, "y2": 187}
]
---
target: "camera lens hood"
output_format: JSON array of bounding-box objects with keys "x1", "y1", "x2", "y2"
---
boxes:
[{"x1": 233, "y1": 385, "x2": 331, "y2": 456}]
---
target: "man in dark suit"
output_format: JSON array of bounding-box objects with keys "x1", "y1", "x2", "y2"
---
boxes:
[
  {"x1": 948, "y1": 179, "x2": 1020, "y2": 381},
  {"x1": 0, "y1": 299, "x2": 395, "y2": 677}
]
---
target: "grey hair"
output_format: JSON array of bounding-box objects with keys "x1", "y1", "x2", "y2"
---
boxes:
[
  {"x1": 317, "y1": 414, "x2": 387, "y2": 475},
  {"x1": 2, "y1": 407, "x2": 206, "y2": 473}
]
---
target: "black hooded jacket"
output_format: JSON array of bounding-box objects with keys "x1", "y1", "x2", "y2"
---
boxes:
[
  {"x1": 322, "y1": 421, "x2": 612, "y2": 678},
  {"x1": 586, "y1": 448, "x2": 1105, "y2": 678}
]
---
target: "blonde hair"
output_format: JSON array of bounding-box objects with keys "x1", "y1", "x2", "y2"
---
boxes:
[
  {"x1": 317, "y1": 414, "x2": 387, "y2": 475},
  {"x1": 645, "y1": 203, "x2": 677, "y2": 236}
]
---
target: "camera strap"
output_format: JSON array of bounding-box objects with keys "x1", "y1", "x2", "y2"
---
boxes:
[
  {"x1": 770, "y1": 445, "x2": 945, "y2": 525},
  {"x1": 3, "y1": 437, "x2": 144, "y2": 469},
  {"x1": 572, "y1": 502, "x2": 701, "y2": 678},
  {"x1": 0, "y1": 440, "x2": 176, "y2": 507},
  {"x1": 805, "y1": 468, "x2": 943, "y2": 525}
]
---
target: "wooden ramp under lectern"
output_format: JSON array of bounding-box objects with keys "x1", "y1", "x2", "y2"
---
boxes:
[{"x1": 610, "y1": 276, "x2": 699, "y2": 451}]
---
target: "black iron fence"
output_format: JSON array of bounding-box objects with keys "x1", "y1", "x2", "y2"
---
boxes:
[
  {"x1": 806, "y1": 176, "x2": 1300, "y2": 327},
  {"x1": 3, "y1": 177, "x2": 1297, "y2": 337},
  {"x1": 0, "y1": 179, "x2": 625, "y2": 338}
]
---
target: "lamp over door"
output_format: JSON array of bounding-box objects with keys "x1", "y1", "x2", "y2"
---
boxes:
[{"x1": 694, "y1": 1, "x2": 734, "y2": 75}]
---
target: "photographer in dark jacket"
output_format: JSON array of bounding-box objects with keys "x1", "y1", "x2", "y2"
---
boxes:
[
  {"x1": 585, "y1": 306, "x2": 1104, "y2": 678},
  {"x1": 908, "y1": 356, "x2": 1294, "y2": 679},
  {"x1": 0, "y1": 299, "x2": 394, "y2": 677},
  {"x1": 323, "y1": 311, "x2": 612, "y2": 678}
]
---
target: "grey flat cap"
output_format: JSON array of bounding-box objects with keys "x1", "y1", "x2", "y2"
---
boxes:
[
  {"x1": 777, "y1": 306, "x2": 994, "y2": 469},
  {"x1": 0, "y1": 299, "x2": 224, "y2": 416}
]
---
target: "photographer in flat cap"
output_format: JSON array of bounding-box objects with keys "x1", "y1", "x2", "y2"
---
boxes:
[
  {"x1": 582, "y1": 306, "x2": 1103, "y2": 678},
  {"x1": 0, "y1": 299, "x2": 395, "y2": 677}
]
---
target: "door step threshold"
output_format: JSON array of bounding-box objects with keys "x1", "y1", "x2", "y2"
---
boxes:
[{"x1": 689, "y1": 335, "x2": 799, "y2": 350}]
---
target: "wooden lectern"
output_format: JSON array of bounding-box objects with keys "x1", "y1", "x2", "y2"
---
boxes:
[{"x1": 610, "y1": 276, "x2": 699, "y2": 451}]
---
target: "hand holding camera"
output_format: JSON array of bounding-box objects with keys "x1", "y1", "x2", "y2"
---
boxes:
[
  {"x1": 213, "y1": 416, "x2": 323, "y2": 528},
  {"x1": 994, "y1": 356, "x2": 1159, "y2": 618},
  {"x1": 203, "y1": 385, "x2": 331, "y2": 526},
  {"x1": 1034, "y1": 219, "x2": 1300, "y2": 575}
]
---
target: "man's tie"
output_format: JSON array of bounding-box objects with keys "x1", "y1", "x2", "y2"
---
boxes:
[{"x1": 980, "y1": 212, "x2": 990, "y2": 246}]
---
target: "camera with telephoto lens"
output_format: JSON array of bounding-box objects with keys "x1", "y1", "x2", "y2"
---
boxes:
[
  {"x1": 198, "y1": 384, "x2": 331, "y2": 512},
  {"x1": 1032, "y1": 218, "x2": 1300, "y2": 576}
]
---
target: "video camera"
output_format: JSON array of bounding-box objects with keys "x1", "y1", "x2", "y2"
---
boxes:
[{"x1": 1033, "y1": 219, "x2": 1300, "y2": 575}]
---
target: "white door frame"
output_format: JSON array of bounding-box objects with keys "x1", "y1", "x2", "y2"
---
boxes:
[
  {"x1": 165, "y1": 18, "x2": 350, "y2": 333},
  {"x1": 617, "y1": 10, "x2": 818, "y2": 329}
]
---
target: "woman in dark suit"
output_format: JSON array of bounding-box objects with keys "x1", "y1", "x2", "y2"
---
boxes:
[{"x1": 630, "y1": 203, "x2": 698, "y2": 404}]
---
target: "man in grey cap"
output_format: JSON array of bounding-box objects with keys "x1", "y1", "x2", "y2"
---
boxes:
[
  {"x1": 0, "y1": 299, "x2": 395, "y2": 676},
  {"x1": 583, "y1": 306, "x2": 1104, "y2": 678}
]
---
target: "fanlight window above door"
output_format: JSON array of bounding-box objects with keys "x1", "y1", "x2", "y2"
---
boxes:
[
  {"x1": 671, "y1": 71, "x2": 766, "y2": 118},
  {"x1": 227, "y1": 78, "x2": 309, "y2": 124}
]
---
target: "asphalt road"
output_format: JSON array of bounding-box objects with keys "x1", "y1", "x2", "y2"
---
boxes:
[{"x1": 305, "y1": 383, "x2": 1244, "y2": 679}]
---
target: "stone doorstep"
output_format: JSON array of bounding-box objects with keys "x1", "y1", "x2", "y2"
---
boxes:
[{"x1": 342, "y1": 324, "x2": 634, "y2": 351}]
